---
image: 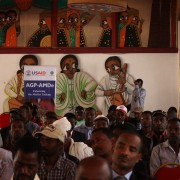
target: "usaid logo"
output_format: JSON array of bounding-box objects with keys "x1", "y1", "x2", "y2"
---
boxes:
[
  {"x1": 32, "y1": 71, "x2": 46, "y2": 76},
  {"x1": 25, "y1": 70, "x2": 31, "y2": 76}
]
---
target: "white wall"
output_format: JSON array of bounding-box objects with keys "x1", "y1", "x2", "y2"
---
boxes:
[{"x1": 0, "y1": 51, "x2": 179, "y2": 114}]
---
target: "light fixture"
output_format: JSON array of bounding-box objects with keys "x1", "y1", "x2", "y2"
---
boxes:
[{"x1": 67, "y1": 0, "x2": 127, "y2": 13}]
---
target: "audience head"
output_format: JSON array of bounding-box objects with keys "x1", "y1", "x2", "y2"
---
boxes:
[
  {"x1": 167, "y1": 118, "x2": 180, "y2": 145},
  {"x1": 91, "y1": 128, "x2": 114, "y2": 162},
  {"x1": 44, "y1": 111, "x2": 58, "y2": 126},
  {"x1": 64, "y1": 112, "x2": 76, "y2": 131},
  {"x1": 112, "y1": 122, "x2": 136, "y2": 141},
  {"x1": 140, "y1": 111, "x2": 152, "y2": 137},
  {"x1": 116, "y1": 105, "x2": 127, "y2": 124},
  {"x1": 9, "y1": 108, "x2": 22, "y2": 122},
  {"x1": 84, "y1": 107, "x2": 96, "y2": 127},
  {"x1": 107, "y1": 105, "x2": 117, "y2": 125},
  {"x1": 112, "y1": 130, "x2": 142, "y2": 175},
  {"x1": 94, "y1": 115, "x2": 109, "y2": 129},
  {"x1": 167, "y1": 107, "x2": 177, "y2": 121},
  {"x1": 133, "y1": 107, "x2": 143, "y2": 120},
  {"x1": 152, "y1": 110, "x2": 167, "y2": 134},
  {"x1": 19, "y1": 105, "x2": 31, "y2": 123},
  {"x1": 34, "y1": 117, "x2": 71, "y2": 157},
  {"x1": 75, "y1": 156, "x2": 111, "y2": 180},
  {"x1": 13, "y1": 136, "x2": 42, "y2": 180},
  {"x1": 75, "y1": 106, "x2": 85, "y2": 122},
  {"x1": 10, "y1": 117, "x2": 27, "y2": 145}
]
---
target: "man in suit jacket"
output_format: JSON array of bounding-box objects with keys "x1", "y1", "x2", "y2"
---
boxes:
[{"x1": 112, "y1": 130, "x2": 154, "y2": 180}]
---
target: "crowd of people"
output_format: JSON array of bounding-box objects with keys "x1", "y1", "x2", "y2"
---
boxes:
[{"x1": 0, "y1": 101, "x2": 179, "y2": 180}]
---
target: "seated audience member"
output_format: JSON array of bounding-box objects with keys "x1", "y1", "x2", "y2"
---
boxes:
[
  {"x1": 44, "y1": 111, "x2": 58, "y2": 126},
  {"x1": 34, "y1": 119, "x2": 76, "y2": 179},
  {"x1": 112, "y1": 130, "x2": 154, "y2": 180},
  {"x1": 0, "y1": 108, "x2": 22, "y2": 146},
  {"x1": 13, "y1": 136, "x2": 41, "y2": 180},
  {"x1": 150, "y1": 118, "x2": 180, "y2": 176},
  {"x1": 152, "y1": 110, "x2": 168, "y2": 147},
  {"x1": 31, "y1": 104, "x2": 41, "y2": 124},
  {"x1": 75, "y1": 156, "x2": 111, "y2": 180},
  {"x1": 94, "y1": 115, "x2": 109, "y2": 129},
  {"x1": 3, "y1": 117, "x2": 31, "y2": 157},
  {"x1": 112, "y1": 122, "x2": 136, "y2": 142},
  {"x1": 65, "y1": 112, "x2": 86, "y2": 143},
  {"x1": 107, "y1": 105, "x2": 117, "y2": 126},
  {"x1": 115, "y1": 105, "x2": 128, "y2": 125},
  {"x1": 9, "y1": 108, "x2": 22, "y2": 121},
  {"x1": 128, "y1": 107, "x2": 143, "y2": 130},
  {"x1": 0, "y1": 148, "x2": 13, "y2": 179},
  {"x1": 55, "y1": 117, "x2": 93, "y2": 161},
  {"x1": 19, "y1": 105, "x2": 39, "y2": 134},
  {"x1": 112, "y1": 123, "x2": 147, "y2": 174},
  {"x1": 75, "y1": 106, "x2": 85, "y2": 127},
  {"x1": 64, "y1": 112, "x2": 77, "y2": 130},
  {"x1": 36, "y1": 117, "x2": 79, "y2": 165},
  {"x1": 23, "y1": 101, "x2": 41, "y2": 125},
  {"x1": 167, "y1": 106, "x2": 177, "y2": 121},
  {"x1": 72, "y1": 107, "x2": 96, "y2": 143},
  {"x1": 91, "y1": 128, "x2": 114, "y2": 164},
  {"x1": 138, "y1": 111, "x2": 153, "y2": 174}
]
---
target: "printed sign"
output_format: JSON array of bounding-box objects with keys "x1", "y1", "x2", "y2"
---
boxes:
[{"x1": 24, "y1": 66, "x2": 56, "y2": 99}]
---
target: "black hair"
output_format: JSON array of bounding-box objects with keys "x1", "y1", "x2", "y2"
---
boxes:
[
  {"x1": 10, "y1": 116, "x2": 26, "y2": 127},
  {"x1": 20, "y1": 105, "x2": 30, "y2": 113},
  {"x1": 64, "y1": 112, "x2": 76, "y2": 120},
  {"x1": 19, "y1": 55, "x2": 38, "y2": 68},
  {"x1": 9, "y1": 108, "x2": 22, "y2": 115},
  {"x1": 60, "y1": 54, "x2": 80, "y2": 72},
  {"x1": 105, "y1": 56, "x2": 121, "y2": 68},
  {"x1": 92, "y1": 127, "x2": 114, "y2": 139},
  {"x1": 14, "y1": 136, "x2": 42, "y2": 162},
  {"x1": 75, "y1": 106, "x2": 85, "y2": 112},
  {"x1": 168, "y1": 118, "x2": 180, "y2": 124},
  {"x1": 23, "y1": 101, "x2": 33, "y2": 110},
  {"x1": 9, "y1": 108, "x2": 23, "y2": 121},
  {"x1": 136, "y1": 79, "x2": 143, "y2": 85},
  {"x1": 117, "y1": 129, "x2": 143, "y2": 153},
  {"x1": 108, "y1": 105, "x2": 117, "y2": 113},
  {"x1": 76, "y1": 156, "x2": 112, "y2": 179},
  {"x1": 167, "y1": 107, "x2": 177, "y2": 113},
  {"x1": 45, "y1": 111, "x2": 58, "y2": 120},
  {"x1": 112, "y1": 122, "x2": 136, "y2": 132},
  {"x1": 142, "y1": 111, "x2": 152, "y2": 118},
  {"x1": 85, "y1": 107, "x2": 96, "y2": 113}
]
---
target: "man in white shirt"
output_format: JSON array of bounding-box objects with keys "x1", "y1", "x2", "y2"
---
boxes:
[
  {"x1": 150, "y1": 118, "x2": 180, "y2": 176},
  {"x1": 130, "y1": 79, "x2": 146, "y2": 118}
]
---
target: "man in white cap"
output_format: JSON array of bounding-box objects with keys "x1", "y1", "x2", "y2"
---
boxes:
[
  {"x1": 35, "y1": 117, "x2": 93, "y2": 162},
  {"x1": 94, "y1": 115, "x2": 109, "y2": 129},
  {"x1": 34, "y1": 117, "x2": 76, "y2": 180},
  {"x1": 116, "y1": 105, "x2": 128, "y2": 125}
]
